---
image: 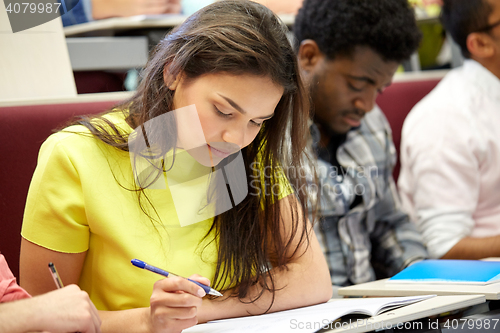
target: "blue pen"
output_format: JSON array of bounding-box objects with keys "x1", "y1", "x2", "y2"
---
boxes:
[{"x1": 131, "y1": 259, "x2": 223, "y2": 297}]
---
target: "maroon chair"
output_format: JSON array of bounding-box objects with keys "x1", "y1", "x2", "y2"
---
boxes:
[
  {"x1": 0, "y1": 100, "x2": 122, "y2": 279},
  {"x1": 73, "y1": 71, "x2": 127, "y2": 94},
  {"x1": 376, "y1": 78, "x2": 441, "y2": 182}
]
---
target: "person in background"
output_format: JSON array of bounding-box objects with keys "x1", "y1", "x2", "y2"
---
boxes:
[
  {"x1": 251, "y1": 0, "x2": 303, "y2": 14},
  {"x1": 0, "y1": 253, "x2": 101, "y2": 333},
  {"x1": 60, "y1": 0, "x2": 303, "y2": 27},
  {"x1": 399, "y1": 0, "x2": 500, "y2": 260},
  {"x1": 60, "y1": 0, "x2": 181, "y2": 26},
  {"x1": 20, "y1": 1, "x2": 331, "y2": 332},
  {"x1": 294, "y1": 0, "x2": 428, "y2": 287}
]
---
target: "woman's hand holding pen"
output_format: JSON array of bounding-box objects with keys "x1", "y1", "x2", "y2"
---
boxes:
[{"x1": 149, "y1": 274, "x2": 210, "y2": 333}]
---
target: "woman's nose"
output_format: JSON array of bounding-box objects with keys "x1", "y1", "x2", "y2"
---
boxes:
[{"x1": 221, "y1": 127, "x2": 245, "y2": 148}]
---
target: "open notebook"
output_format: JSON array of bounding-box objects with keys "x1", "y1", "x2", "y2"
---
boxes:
[
  {"x1": 183, "y1": 295, "x2": 434, "y2": 333},
  {"x1": 388, "y1": 260, "x2": 500, "y2": 285}
]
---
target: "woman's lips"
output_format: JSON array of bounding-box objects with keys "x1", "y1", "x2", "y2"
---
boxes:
[{"x1": 208, "y1": 145, "x2": 232, "y2": 159}]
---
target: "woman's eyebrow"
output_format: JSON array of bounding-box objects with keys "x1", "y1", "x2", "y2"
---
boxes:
[
  {"x1": 217, "y1": 93, "x2": 274, "y2": 119},
  {"x1": 255, "y1": 113, "x2": 275, "y2": 120},
  {"x1": 218, "y1": 93, "x2": 247, "y2": 114}
]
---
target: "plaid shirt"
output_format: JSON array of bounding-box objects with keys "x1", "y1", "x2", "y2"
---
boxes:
[{"x1": 310, "y1": 106, "x2": 428, "y2": 286}]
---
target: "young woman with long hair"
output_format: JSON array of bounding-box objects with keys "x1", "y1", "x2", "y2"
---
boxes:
[{"x1": 19, "y1": 1, "x2": 331, "y2": 332}]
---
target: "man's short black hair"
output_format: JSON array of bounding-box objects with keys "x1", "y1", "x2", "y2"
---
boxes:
[
  {"x1": 293, "y1": 0, "x2": 422, "y2": 63},
  {"x1": 441, "y1": 0, "x2": 493, "y2": 59}
]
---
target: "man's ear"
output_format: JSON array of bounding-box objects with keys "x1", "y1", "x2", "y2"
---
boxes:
[
  {"x1": 163, "y1": 65, "x2": 181, "y2": 90},
  {"x1": 298, "y1": 39, "x2": 324, "y2": 73},
  {"x1": 467, "y1": 32, "x2": 495, "y2": 59}
]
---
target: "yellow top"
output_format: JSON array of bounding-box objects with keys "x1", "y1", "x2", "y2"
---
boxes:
[{"x1": 22, "y1": 111, "x2": 291, "y2": 311}]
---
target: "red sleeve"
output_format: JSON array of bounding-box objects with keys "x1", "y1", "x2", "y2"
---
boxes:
[{"x1": 0, "y1": 254, "x2": 31, "y2": 302}]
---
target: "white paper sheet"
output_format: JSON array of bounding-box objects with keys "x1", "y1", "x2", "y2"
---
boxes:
[{"x1": 183, "y1": 295, "x2": 435, "y2": 333}]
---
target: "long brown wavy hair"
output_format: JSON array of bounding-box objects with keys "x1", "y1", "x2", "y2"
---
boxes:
[{"x1": 75, "y1": 0, "x2": 313, "y2": 308}]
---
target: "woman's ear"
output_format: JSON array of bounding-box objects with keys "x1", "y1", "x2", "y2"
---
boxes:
[{"x1": 163, "y1": 65, "x2": 181, "y2": 90}]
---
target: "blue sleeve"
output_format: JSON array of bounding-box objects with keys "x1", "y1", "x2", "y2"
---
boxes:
[{"x1": 60, "y1": 0, "x2": 93, "y2": 26}]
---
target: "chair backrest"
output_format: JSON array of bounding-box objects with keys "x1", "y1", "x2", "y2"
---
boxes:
[
  {"x1": 376, "y1": 78, "x2": 441, "y2": 181},
  {"x1": 0, "y1": 100, "x2": 122, "y2": 279}
]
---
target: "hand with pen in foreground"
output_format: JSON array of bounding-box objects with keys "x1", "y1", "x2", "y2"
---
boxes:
[
  {"x1": 0, "y1": 284, "x2": 101, "y2": 333},
  {"x1": 130, "y1": 259, "x2": 221, "y2": 332}
]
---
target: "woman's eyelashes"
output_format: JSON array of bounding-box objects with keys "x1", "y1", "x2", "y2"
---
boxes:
[
  {"x1": 214, "y1": 105, "x2": 231, "y2": 118},
  {"x1": 214, "y1": 105, "x2": 264, "y2": 127},
  {"x1": 251, "y1": 120, "x2": 263, "y2": 127}
]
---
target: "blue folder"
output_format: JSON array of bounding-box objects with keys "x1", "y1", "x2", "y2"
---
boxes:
[{"x1": 389, "y1": 260, "x2": 500, "y2": 285}]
